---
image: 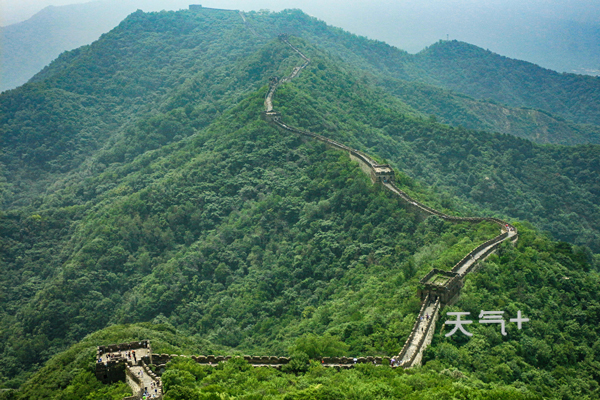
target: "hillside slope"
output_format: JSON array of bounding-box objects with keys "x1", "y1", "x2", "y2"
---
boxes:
[
  {"x1": 4, "y1": 37, "x2": 600, "y2": 399},
  {"x1": 0, "y1": 0, "x2": 193, "y2": 92},
  {"x1": 379, "y1": 76, "x2": 600, "y2": 145},
  {"x1": 4, "y1": 6, "x2": 600, "y2": 148},
  {"x1": 2, "y1": 9, "x2": 599, "y2": 251},
  {"x1": 270, "y1": 39, "x2": 600, "y2": 251},
  {"x1": 1, "y1": 8, "x2": 275, "y2": 207},
  {"x1": 241, "y1": 10, "x2": 600, "y2": 141},
  {"x1": 413, "y1": 40, "x2": 600, "y2": 127},
  {"x1": 1, "y1": 71, "x2": 499, "y2": 387}
]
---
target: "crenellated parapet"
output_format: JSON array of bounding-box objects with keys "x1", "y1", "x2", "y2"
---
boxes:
[
  {"x1": 147, "y1": 353, "x2": 391, "y2": 370},
  {"x1": 95, "y1": 340, "x2": 152, "y2": 386},
  {"x1": 151, "y1": 354, "x2": 292, "y2": 369},
  {"x1": 98, "y1": 340, "x2": 150, "y2": 355}
]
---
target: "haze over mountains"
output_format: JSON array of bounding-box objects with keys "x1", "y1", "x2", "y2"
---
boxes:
[
  {"x1": 1, "y1": 0, "x2": 600, "y2": 92},
  {"x1": 0, "y1": 0, "x2": 192, "y2": 92}
]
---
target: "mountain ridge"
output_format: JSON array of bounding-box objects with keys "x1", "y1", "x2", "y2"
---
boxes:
[
  {"x1": 413, "y1": 40, "x2": 600, "y2": 126},
  {"x1": 4, "y1": 5, "x2": 600, "y2": 146}
]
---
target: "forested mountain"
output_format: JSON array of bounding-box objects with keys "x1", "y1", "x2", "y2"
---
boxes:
[
  {"x1": 379, "y1": 76, "x2": 600, "y2": 145},
  {"x1": 4, "y1": 5, "x2": 600, "y2": 146},
  {"x1": 1, "y1": 7, "x2": 600, "y2": 399},
  {"x1": 252, "y1": 11, "x2": 600, "y2": 144},
  {"x1": 413, "y1": 40, "x2": 600, "y2": 127},
  {"x1": 3, "y1": 9, "x2": 599, "y2": 247},
  {"x1": 0, "y1": 0, "x2": 193, "y2": 92}
]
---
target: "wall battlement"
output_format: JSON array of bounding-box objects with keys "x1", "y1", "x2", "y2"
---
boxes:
[{"x1": 95, "y1": 341, "x2": 151, "y2": 385}]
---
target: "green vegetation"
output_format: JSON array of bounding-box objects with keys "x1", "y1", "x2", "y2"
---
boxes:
[
  {"x1": 0, "y1": 86, "x2": 499, "y2": 386},
  {"x1": 159, "y1": 356, "x2": 540, "y2": 400},
  {"x1": 240, "y1": 10, "x2": 600, "y2": 144},
  {"x1": 426, "y1": 227, "x2": 600, "y2": 400},
  {"x1": 378, "y1": 76, "x2": 600, "y2": 145},
  {"x1": 414, "y1": 40, "x2": 600, "y2": 126},
  {"x1": 0, "y1": 7, "x2": 599, "y2": 400},
  {"x1": 271, "y1": 39, "x2": 600, "y2": 251},
  {"x1": 5, "y1": 225, "x2": 599, "y2": 399},
  {"x1": 1, "y1": 8, "x2": 277, "y2": 206},
  {"x1": 0, "y1": 323, "x2": 541, "y2": 400}
]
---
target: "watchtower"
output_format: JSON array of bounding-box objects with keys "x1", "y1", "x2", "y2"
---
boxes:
[
  {"x1": 263, "y1": 110, "x2": 281, "y2": 122},
  {"x1": 417, "y1": 269, "x2": 462, "y2": 305},
  {"x1": 95, "y1": 340, "x2": 152, "y2": 384},
  {"x1": 372, "y1": 165, "x2": 394, "y2": 183}
]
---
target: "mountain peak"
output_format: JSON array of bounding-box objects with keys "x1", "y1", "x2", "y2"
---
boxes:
[{"x1": 420, "y1": 39, "x2": 505, "y2": 60}]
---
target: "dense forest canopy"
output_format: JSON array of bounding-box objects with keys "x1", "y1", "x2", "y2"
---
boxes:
[{"x1": 0, "y1": 7, "x2": 599, "y2": 400}]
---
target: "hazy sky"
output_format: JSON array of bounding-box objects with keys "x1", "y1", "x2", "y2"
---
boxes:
[{"x1": 2, "y1": 0, "x2": 600, "y2": 54}]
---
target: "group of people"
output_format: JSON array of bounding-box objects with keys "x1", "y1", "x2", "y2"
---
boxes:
[
  {"x1": 390, "y1": 357, "x2": 404, "y2": 367},
  {"x1": 418, "y1": 313, "x2": 432, "y2": 333},
  {"x1": 141, "y1": 378, "x2": 161, "y2": 399},
  {"x1": 97, "y1": 349, "x2": 137, "y2": 364},
  {"x1": 137, "y1": 366, "x2": 161, "y2": 398}
]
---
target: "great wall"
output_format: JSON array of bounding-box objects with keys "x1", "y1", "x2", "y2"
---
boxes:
[
  {"x1": 264, "y1": 33, "x2": 517, "y2": 369},
  {"x1": 94, "y1": 8, "x2": 518, "y2": 399}
]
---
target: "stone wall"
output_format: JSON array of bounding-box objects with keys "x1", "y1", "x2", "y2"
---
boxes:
[
  {"x1": 411, "y1": 302, "x2": 441, "y2": 367},
  {"x1": 150, "y1": 353, "x2": 391, "y2": 369},
  {"x1": 125, "y1": 367, "x2": 142, "y2": 398},
  {"x1": 450, "y1": 232, "x2": 509, "y2": 277},
  {"x1": 96, "y1": 340, "x2": 151, "y2": 384},
  {"x1": 349, "y1": 152, "x2": 377, "y2": 183},
  {"x1": 98, "y1": 340, "x2": 150, "y2": 355},
  {"x1": 152, "y1": 354, "x2": 292, "y2": 367},
  {"x1": 95, "y1": 360, "x2": 126, "y2": 384},
  {"x1": 396, "y1": 294, "x2": 431, "y2": 362}
]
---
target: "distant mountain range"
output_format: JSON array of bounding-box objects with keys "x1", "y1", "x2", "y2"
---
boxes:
[
  {"x1": 2, "y1": 0, "x2": 600, "y2": 94},
  {"x1": 0, "y1": 0, "x2": 192, "y2": 92}
]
